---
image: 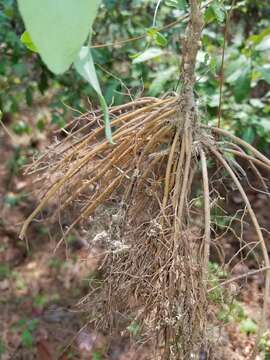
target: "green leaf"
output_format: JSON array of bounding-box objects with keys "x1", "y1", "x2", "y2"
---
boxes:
[
  {"x1": 127, "y1": 321, "x2": 140, "y2": 336},
  {"x1": 25, "y1": 87, "x2": 33, "y2": 106},
  {"x1": 12, "y1": 120, "x2": 31, "y2": 135},
  {"x1": 204, "y1": 7, "x2": 216, "y2": 23},
  {"x1": 242, "y1": 127, "x2": 255, "y2": 144},
  {"x1": 74, "y1": 46, "x2": 113, "y2": 143},
  {"x1": 146, "y1": 27, "x2": 158, "y2": 38},
  {"x1": 155, "y1": 32, "x2": 167, "y2": 47},
  {"x1": 92, "y1": 352, "x2": 102, "y2": 360},
  {"x1": 256, "y1": 36, "x2": 270, "y2": 51},
  {"x1": 20, "y1": 31, "x2": 38, "y2": 52},
  {"x1": 17, "y1": 0, "x2": 101, "y2": 74},
  {"x1": 149, "y1": 66, "x2": 177, "y2": 96},
  {"x1": 0, "y1": 339, "x2": 6, "y2": 356},
  {"x1": 166, "y1": 0, "x2": 187, "y2": 10},
  {"x1": 233, "y1": 67, "x2": 251, "y2": 102},
  {"x1": 204, "y1": 1, "x2": 225, "y2": 23},
  {"x1": 21, "y1": 329, "x2": 33, "y2": 348},
  {"x1": 147, "y1": 28, "x2": 167, "y2": 47},
  {"x1": 211, "y1": 1, "x2": 225, "y2": 23},
  {"x1": 257, "y1": 66, "x2": 270, "y2": 84},
  {"x1": 27, "y1": 319, "x2": 39, "y2": 332},
  {"x1": 260, "y1": 119, "x2": 270, "y2": 132},
  {"x1": 249, "y1": 27, "x2": 270, "y2": 45},
  {"x1": 240, "y1": 318, "x2": 258, "y2": 334},
  {"x1": 0, "y1": 265, "x2": 11, "y2": 280},
  {"x1": 132, "y1": 48, "x2": 163, "y2": 64}
]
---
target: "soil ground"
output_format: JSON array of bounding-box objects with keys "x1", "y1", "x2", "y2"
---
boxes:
[{"x1": 1, "y1": 119, "x2": 270, "y2": 360}]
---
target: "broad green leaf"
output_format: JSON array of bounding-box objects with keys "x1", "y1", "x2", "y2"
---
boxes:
[
  {"x1": 132, "y1": 48, "x2": 163, "y2": 64},
  {"x1": 74, "y1": 46, "x2": 113, "y2": 143},
  {"x1": 204, "y1": 7, "x2": 216, "y2": 23},
  {"x1": 17, "y1": 0, "x2": 101, "y2": 74},
  {"x1": 204, "y1": 1, "x2": 225, "y2": 24},
  {"x1": 211, "y1": 1, "x2": 225, "y2": 23},
  {"x1": 20, "y1": 31, "x2": 38, "y2": 52}
]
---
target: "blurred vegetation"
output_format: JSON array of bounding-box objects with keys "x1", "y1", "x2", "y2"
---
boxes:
[{"x1": 0, "y1": 0, "x2": 270, "y2": 147}]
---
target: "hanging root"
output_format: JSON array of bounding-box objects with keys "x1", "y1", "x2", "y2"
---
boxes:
[
  {"x1": 20, "y1": 109, "x2": 270, "y2": 358},
  {"x1": 20, "y1": 0, "x2": 270, "y2": 356}
]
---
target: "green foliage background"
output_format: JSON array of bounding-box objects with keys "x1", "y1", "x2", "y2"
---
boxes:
[{"x1": 1, "y1": 0, "x2": 270, "y2": 147}]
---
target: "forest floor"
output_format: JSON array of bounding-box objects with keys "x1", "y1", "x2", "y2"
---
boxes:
[{"x1": 1, "y1": 114, "x2": 270, "y2": 360}]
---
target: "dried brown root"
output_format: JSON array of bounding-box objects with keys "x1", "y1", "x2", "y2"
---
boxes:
[
  {"x1": 20, "y1": 101, "x2": 270, "y2": 358},
  {"x1": 200, "y1": 148, "x2": 211, "y2": 283},
  {"x1": 20, "y1": 96, "x2": 178, "y2": 240}
]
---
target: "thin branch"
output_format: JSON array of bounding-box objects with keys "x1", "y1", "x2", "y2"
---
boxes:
[
  {"x1": 90, "y1": 0, "x2": 214, "y2": 49},
  {"x1": 217, "y1": 0, "x2": 236, "y2": 128}
]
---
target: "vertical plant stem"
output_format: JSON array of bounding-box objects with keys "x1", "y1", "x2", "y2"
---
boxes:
[
  {"x1": 178, "y1": 0, "x2": 204, "y2": 130},
  {"x1": 217, "y1": 0, "x2": 236, "y2": 128},
  {"x1": 200, "y1": 148, "x2": 211, "y2": 283}
]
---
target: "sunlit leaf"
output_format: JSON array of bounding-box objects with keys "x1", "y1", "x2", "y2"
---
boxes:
[
  {"x1": 20, "y1": 31, "x2": 38, "y2": 52},
  {"x1": 132, "y1": 48, "x2": 163, "y2": 64},
  {"x1": 147, "y1": 27, "x2": 167, "y2": 47},
  {"x1": 257, "y1": 66, "x2": 270, "y2": 84},
  {"x1": 155, "y1": 32, "x2": 167, "y2": 47},
  {"x1": 249, "y1": 27, "x2": 270, "y2": 44},
  {"x1": 256, "y1": 35, "x2": 270, "y2": 51}
]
